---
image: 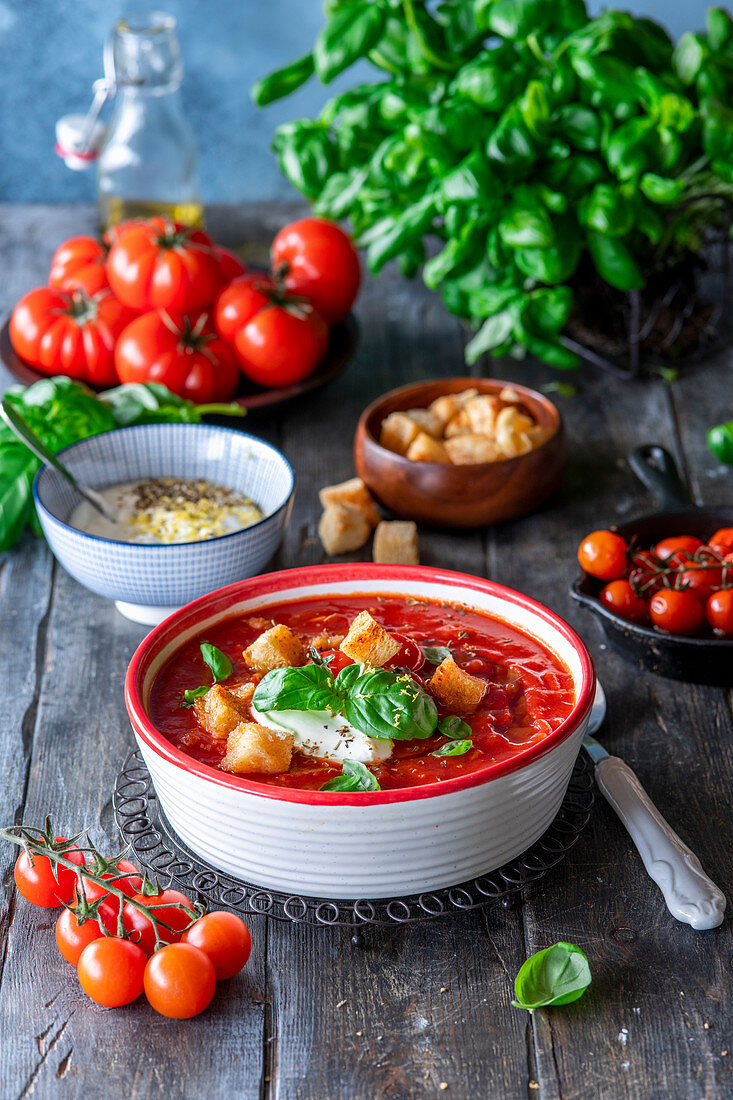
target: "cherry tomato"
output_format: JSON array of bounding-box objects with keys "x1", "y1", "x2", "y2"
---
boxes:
[
  {"x1": 9, "y1": 286, "x2": 135, "y2": 386},
  {"x1": 271, "y1": 217, "x2": 361, "y2": 324},
  {"x1": 107, "y1": 218, "x2": 222, "y2": 313},
  {"x1": 144, "y1": 942, "x2": 216, "y2": 1018},
  {"x1": 599, "y1": 579, "x2": 649, "y2": 624},
  {"x1": 649, "y1": 589, "x2": 704, "y2": 635},
  {"x1": 130, "y1": 888, "x2": 195, "y2": 945},
  {"x1": 577, "y1": 530, "x2": 628, "y2": 581},
  {"x1": 56, "y1": 905, "x2": 113, "y2": 964},
  {"x1": 653, "y1": 535, "x2": 703, "y2": 562},
  {"x1": 181, "y1": 911, "x2": 252, "y2": 980},
  {"x1": 386, "y1": 632, "x2": 425, "y2": 671},
  {"x1": 49, "y1": 235, "x2": 109, "y2": 295},
  {"x1": 679, "y1": 565, "x2": 724, "y2": 603},
  {"x1": 216, "y1": 245, "x2": 248, "y2": 282},
  {"x1": 318, "y1": 649, "x2": 353, "y2": 676},
  {"x1": 103, "y1": 899, "x2": 158, "y2": 955},
  {"x1": 706, "y1": 588, "x2": 733, "y2": 635},
  {"x1": 13, "y1": 837, "x2": 86, "y2": 908},
  {"x1": 115, "y1": 310, "x2": 240, "y2": 403},
  {"x1": 708, "y1": 528, "x2": 733, "y2": 556},
  {"x1": 102, "y1": 858, "x2": 143, "y2": 898},
  {"x1": 628, "y1": 550, "x2": 665, "y2": 596},
  {"x1": 214, "y1": 275, "x2": 328, "y2": 388},
  {"x1": 77, "y1": 937, "x2": 147, "y2": 1007}
]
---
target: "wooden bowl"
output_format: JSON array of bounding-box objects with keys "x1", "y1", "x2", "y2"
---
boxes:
[{"x1": 354, "y1": 378, "x2": 566, "y2": 529}]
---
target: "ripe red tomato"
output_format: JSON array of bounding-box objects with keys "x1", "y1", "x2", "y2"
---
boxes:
[
  {"x1": 214, "y1": 275, "x2": 328, "y2": 388},
  {"x1": 102, "y1": 858, "x2": 143, "y2": 898},
  {"x1": 653, "y1": 535, "x2": 702, "y2": 562},
  {"x1": 77, "y1": 937, "x2": 147, "y2": 1007},
  {"x1": 49, "y1": 235, "x2": 109, "y2": 295},
  {"x1": 130, "y1": 888, "x2": 195, "y2": 945},
  {"x1": 13, "y1": 837, "x2": 86, "y2": 908},
  {"x1": 181, "y1": 911, "x2": 252, "y2": 980},
  {"x1": 56, "y1": 906, "x2": 112, "y2": 964},
  {"x1": 115, "y1": 311, "x2": 240, "y2": 403},
  {"x1": 708, "y1": 528, "x2": 733, "y2": 556},
  {"x1": 107, "y1": 218, "x2": 222, "y2": 313},
  {"x1": 271, "y1": 217, "x2": 361, "y2": 324},
  {"x1": 649, "y1": 589, "x2": 704, "y2": 635},
  {"x1": 599, "y1": 579, "x2": 649, "y2": 624},
  {"x1": 577, "y1": 530, "x2": 628, "y2": 581},
  {"x1": 679, "y1": 565, "x2": 724, "y2": 603},
  {"x1": 706, "y1": 588, "x2": 733, "y2": 634},
  {"x1": 386, "y1": 632, "x2": 425, "y2": 671},
  {"x1": 10, "y1": 286, "x2": 134, "y2": 385},
  {"x1": 628, "y1": 550, "x2": 665, "y2": 596},
  {"x1": 216, "y1": 245, "x2": 248, "y2": 282},
  {"x1": 318, "y1": 649, "x2": 354, "y2": 676},
  {"x1": 144, "y1": 943, "x2": 216, "y2": 1018}
]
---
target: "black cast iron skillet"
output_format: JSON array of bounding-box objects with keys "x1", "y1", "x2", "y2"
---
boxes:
[{"x1": 571, "y1": 444, "x2": 733, "y2": 687}]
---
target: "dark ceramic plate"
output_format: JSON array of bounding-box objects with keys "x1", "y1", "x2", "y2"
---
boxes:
[
  {"x1": 570, "y1": 445, "x2": 733, "y2": 686},
  {"x1": 0, "y1": 314, "x2": 358, "y2": 413}
]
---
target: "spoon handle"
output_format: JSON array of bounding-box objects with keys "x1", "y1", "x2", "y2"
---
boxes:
[{"x1": 594, "y1": 755, "x2": 726, "y2": 930}]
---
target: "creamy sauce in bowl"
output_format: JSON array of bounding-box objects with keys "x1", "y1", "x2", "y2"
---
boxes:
[{"x1": 69, "y1": 477, "x2": 264, "y2": 544}]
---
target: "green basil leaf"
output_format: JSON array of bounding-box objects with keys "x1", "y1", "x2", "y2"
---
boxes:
[
  {"x1": 182, "y1": 685, "x2": 209, "y2": 708},
  {"x1": 344, "y1": 668, "x2": 438, "y2": 741},
  {"x1": 512, "y1": 942, "x2": 592, "y2": 1012},
  {"x1": 579, "y1": 183, "x2": 634, "y2": 237},
  {"x1": 672, "y1": 33, "x2": 706, "y2": 85},
  {"x1": 251, "y1": 54, "x2": 314, "y2": 107},
  {"x1": 465, "y1": 311, "x2": 515, "y2": 364},
  {"x1": 708, "y1": 421, "x2": 733, "y2": 464},
  {"x1": 639, "y1": 173, "x2": 686, "y2": 205},
  {"x1": 334, "y1": 662, "x2": 364, "y2": 694},
  {"x1": 200, "y1": 643, "x2": 233, "y2": 684},
  {"x1": 587, "y1": 230, "x2": 644, "y2": 291},
  {"x1": 432, "y1": 739, "x2": 473, "y2": 756},
  {"x1": 421, "y1": 646, "x2": 453, "y2": 666},
  {"x1": 272, "y1": 121, "x2": 336, "y2": 199},
  {"x1": 314, "y1": 2, "x2": 385, "y2": 84},
  {"x1": 254, "y1": 662, "x2": 342, "y2": 714},
  {"x1": 0, "y1": 444, "x2": 36, "y2": 552},
  {"x1": 438, "y1": 715, "x2": 473, "y2": 739},
  {"x1": 555, "y1": 105, "x2": 600, "y2": 151},
  {"x1": 707, "y1": 7, "x2": 733, "y2": 52},
  {"x1": 320, "y1": 759, "x2": 381, "y2": 792}
]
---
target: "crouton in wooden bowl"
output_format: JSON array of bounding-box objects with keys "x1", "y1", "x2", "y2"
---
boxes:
[{"x1": 354, "y1": 378, "x2": 566, "y2": 528}]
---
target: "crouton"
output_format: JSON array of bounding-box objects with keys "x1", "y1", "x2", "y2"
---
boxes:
[
  {"x1": 372, "y1": 520, "x2": 420, "y2": 566},
  {"x1": 465, "y1": 394, "x2": 502, "y2": 436},
  {"x1": 379, "y1": 412, "x2": 420, "y2": 455},
  {"x1": 444, "y1": 434, "x2": 500, "y2": 465},
  {"x1": 244, "y1": 624, "x2": 306, "y2": 673},
  {"x1": 193, "y1": 684, "x2": 250, "y2": 741},
  {"x1": 499, "y1": 386, "x2": 522, "y2": 403},
  {"x1": 404, "y1": 408, "x2": 443, "y2": 438},
  {"x1": 229, "y1": 681, "x2": 255, "y2": 706},
  {"x1": 495, "y1": 406, "x2": 535, "y2": 458},
  {"x1": 310, "y1": 632, "x2": 346, "y2": 651},
  {"x1": 428, "y1": 389, "x2": 478, "y2": 429},
  {"x1": 427, "y1": 657, "x2": 486, "y2": 714},
  {"x1": 221, "y1": 722, "x2": 294, "y2": 775},
  {"x1": 340, "y1": 610, "x2": 401, "y2": 667},
  {"x1": 318, "y1": 503, "x2": 370, "y2": 555},
  {"x1": 443, "y1": 409, "x2": 472, "y2": 438},
  {"x1": 406, "y1": 431, "x2": 450, "y2": 464},
  {"x1": 318, "y1": 477, "x2": 380, "y2": 528}
]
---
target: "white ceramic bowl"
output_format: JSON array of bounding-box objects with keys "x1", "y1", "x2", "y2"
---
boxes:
[
  {"x1": 34, "y1": 423, "x2": 294, "y2": 624},
  {"x1": 125, "y1": 564, "x2": 595, "y2": 898}
]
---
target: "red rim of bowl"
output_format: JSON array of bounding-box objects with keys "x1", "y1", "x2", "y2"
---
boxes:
[{"x1": 125, "y1": 563, "x2": 596, "y2": 806}]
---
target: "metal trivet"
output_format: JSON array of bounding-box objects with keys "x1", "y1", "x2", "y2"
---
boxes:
[{"x1": 113, "y1": 750, "x2": 594, "y2": 930}]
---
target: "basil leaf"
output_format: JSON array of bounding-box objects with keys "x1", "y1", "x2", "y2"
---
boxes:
[
  {"x1": 253, "y1": 662, "x2": 342, "y2": 714},
  {"x1": 314, "y1": 2, "x2": 385, "y2": 85},
  {"x1": 343, "y1": 668, "x2": 438, "y2": 741},
  {"x1": 251, "y1": 53, "x2": 314, "y2": 107},
  {"x1": 512, "y1": 943, "x2": 592, "y2": 1012},
  {"x1": 421, "y1": 646, "x2": 454, "y2": 666},
  {"x1": 431, "y1": 739, "x2": 473, "y2": 756},
  {"x1": 334, "y1": 662, "x2": 363, "y2": 694},
  {"x1": 200, "y1": 643, "x2": 232, "y2": 683},
  {"x1": 182, "y1": 685, "x2": 209, "y2": 708},
  {"x1": 320, "y1": 759, "x2": 381, "y2": 792},
  {"x1": 438, "y1": 715, "x2": 472, "y2": 739}
]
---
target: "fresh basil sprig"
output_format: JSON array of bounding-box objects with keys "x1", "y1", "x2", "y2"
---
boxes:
[
  {"x1": 182, "y1": 685, "x2": 210, "y2": 708},
  {"x1": 438, "y1": 715, "x2": 472, "y2": 739},
  {"x1": 512, "y1": 943, "x2": 592, "y2": 1013},
  {"x1": 200, "y1": 643, "x2": 233, "y2": 683},
  {"x1": 320, "y1": 759, "x2": 381, "y2": 792},
  {"x1": 341, "y1": 666, "x2": 438, "y2": 741},
  {"x1": 432, "y1": 739, "x2": 473, "y2": 757},
  {"x1": 253, "y1": 662, "x2": 342, "y2": 714},
  {"x1": 421, "y1": 646, "x2": 454, "y2": 666}
]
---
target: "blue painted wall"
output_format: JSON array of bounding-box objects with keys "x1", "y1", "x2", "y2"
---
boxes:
[{"x1": 0, "y1": 0, "x2": 708, "y2": 203}]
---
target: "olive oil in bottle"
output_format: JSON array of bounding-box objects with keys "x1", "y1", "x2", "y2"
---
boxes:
[{"x1": 99, "y1": 197, "x2": 205, "y2": 234}]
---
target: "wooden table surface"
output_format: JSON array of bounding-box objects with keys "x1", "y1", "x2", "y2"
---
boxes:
[{"x1": 0, "y1": 203, "x2": 731, "y2": 1100}]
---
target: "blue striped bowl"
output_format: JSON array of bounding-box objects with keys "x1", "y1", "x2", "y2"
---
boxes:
[{"x1": 34, "y1": 423, "x2": 294, "y2": 624}]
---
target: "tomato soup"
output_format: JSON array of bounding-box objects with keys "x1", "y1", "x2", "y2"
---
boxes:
[{"x1": 149, "y1": 593, "x2": 575, "y2": 792}]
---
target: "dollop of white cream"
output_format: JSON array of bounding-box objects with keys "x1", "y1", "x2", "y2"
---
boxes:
[{"x1": 251, "y1": 703, "x2": 393, "y2": 765}]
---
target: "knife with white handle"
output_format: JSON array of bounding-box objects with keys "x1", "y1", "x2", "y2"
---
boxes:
[{"x1": 584, "y1": 684, "x2": 726, "y2": 931}]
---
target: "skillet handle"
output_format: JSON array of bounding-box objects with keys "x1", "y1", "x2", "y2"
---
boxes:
[{"x1": 628, "y1": 445, "x2": 692, "y2": 511}]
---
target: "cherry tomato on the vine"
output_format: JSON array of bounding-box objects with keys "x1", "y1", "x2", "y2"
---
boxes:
[
  {"x1": 653, "y1": 535, "x2": 703, "y2": 562},
  {"x1": 13, "y1": 838, "x2": 86, "y2": 908},
  {"x1": 107, "y1": 218, "x2": 223, "y2": 313},
  {"x1": 56, "y1": 906, "x2": 111, "y2": 964},
  {"x1": 708, "y1": 528, "x2": 733, "y2": 556},
  {"x1": 599, "y1": 579, "x2": 649, "y2": 624},
  {"x1": 130, "y1": 888, "x2": 195, "y2": 945},
  {"x1": 317, "y1": 649, "x2": 354, "y2": 676},
  {"x1": 77, "y1": 937, "x2": 147, "y2": 1007},
  {"x1": 628, "y1": 550, "x2": 665, "y2": 596},
  {"x1": 271, "y1": 217, "x2": 361, "y2": 324},
  {"x1": 706, "y1": 588, "x2": 733, "y2": 635},
  {"x1": 144, "y1": 942, "x2": 216, "y2": 1018},
  {"x1": 49, "y1": 235, "x2": 109, "y2": 295},
  {"x1": 679, "y1": 565, "x2": 724, "y2": 603},
  {"x1": 649, "y1": 589, "x2": 704, "y2": 635},
  {"x1": 181, "y1": 911, "x2": 252, "y2": 980},
  {"x1": 216, "y1": 245, "x2": 248, "y2": 282},
  {"x1": 102, "y1": 858, "x2": 143, "y2": 898},
  {"x1": 577, "y1": 530, "x2": 628, "y2": 581}
]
